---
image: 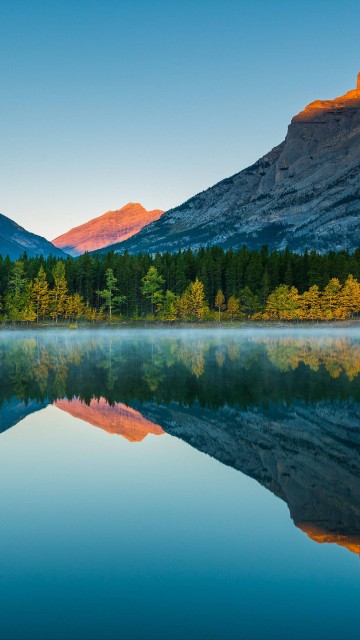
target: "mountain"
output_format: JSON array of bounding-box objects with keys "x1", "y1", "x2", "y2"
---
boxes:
[
  {"x1": 0, "y1": 213, "x2": 66, "y2": 260},
  {"x1": 106, "y1": 74, "x2": 360, "y2": 255},
  {"x1": 52, "y1": 202, "x2": 164, "y2": 256},
  {"x1": 136, "y1": 398, "x2": 360, "y2": 556},
  {"x1": 54, "y1": 397, "x2": 164, "y2": 442},
  {"x1": 0, "y1": 398, "x2": 49, "y2": 433}
]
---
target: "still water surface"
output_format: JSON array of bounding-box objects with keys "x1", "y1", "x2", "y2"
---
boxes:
[{"x1": 1, "y1": 328, "x2": 360, "y2": 640}]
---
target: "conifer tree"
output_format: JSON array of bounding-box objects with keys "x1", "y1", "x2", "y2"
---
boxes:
[
  {"x1": 215, "y1": 290, "x2": 226, "y2": 322},
  {"x1": 141, "y1": 266, "x2": 165, "y2": 315},
  {"x1": 97, "y1": 268, "x2": 125, "y2": 318},
  {"x1": 5, "y1": 260, "x2": 35, "y2": 322},
  {"x1": 321, "y1": 278, "x2": 342, "y2": 320},
  {"x1": 339, "y1": 274, "x2": 360, "y2": 318},
  {"x1": 65, "y1": 293, "x2": 85, "y2": 321},
  {"x1": 31, "y1": 266, "x2": 50, "y2": 322},
  {"x1": 239, "y1": 286, "x2": 261, "y2": 318},
  {"x1": 179, "y1": 279, "x2": 208, "y2": 319},
  {"x1": 160, "y1": 290, "x2": 179, "y2": 321},
  {"x1": 50, "y1": 261, "x2": 68, "y2": 322},
  {"x1": 226, "y1": 296, "x2": 241, "y2": 321}
]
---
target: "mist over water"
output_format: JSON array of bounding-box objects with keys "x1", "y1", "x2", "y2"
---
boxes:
[{"x1": 1, "y1": 328, "x2": 360, "y2": 639}]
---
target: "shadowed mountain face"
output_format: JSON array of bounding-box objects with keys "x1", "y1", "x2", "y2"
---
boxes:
[
  {"x1": 0, "y1": 398, "x2": 49, "y2": 433},
  {"x1": 136, "y1": 398, "x2": 360, "y2": 556},
  {"x1": 109, "y1": 75, "x2": 360, "y2": 255},
  {"x1": 52, "y1": 203, "x2": 163, "y2": 256},
  {"x1": 0, "y1": 213, "x2": 66, "y2": 260},
  {"x1": 1, "y1": 330, "x2": 360, "y2": 555}
]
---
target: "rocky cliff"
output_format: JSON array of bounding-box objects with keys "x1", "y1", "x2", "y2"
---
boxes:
[
  {"x1": 3, "y1": 389, "x2": 360, "y2": 554},
  {"x1": 136, "y1": 398, "x2": 360, "y2": 555},
  {"x1": 53, "y1": 202, "x2": 163, "y2": 256},
  {"x1": 108, "y1": 74, "x2": 360, "y2": 255},
  {"x1": 0, "y1": 213, "x2": 66, "y2": 260}
]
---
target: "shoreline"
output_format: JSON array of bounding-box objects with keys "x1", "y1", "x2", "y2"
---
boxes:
[{"x1": 1, "y1": 319, "x2": 360, "y2": 330}]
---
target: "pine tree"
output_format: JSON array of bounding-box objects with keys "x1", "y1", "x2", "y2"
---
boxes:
[
  {"x1": 226, "y1": 296, "x2": 241, "y2": 321},
  {"x1": 339, "y1": 274, "x2": 360, "y2": 318},
  {"x1": 214, "y1": 289, "x2": 226, "y2": 322},
  {"x1": 31, "y1": 266, "x2": 50, "y2": 322},
  {"x1": 4, "y1": 260, "x2": 35, "y2": 322},
  {"x1": 160, "y1": 290, "x2": 179, "y2": 321},
  {"x1": 321, "y1": 278, "x2": 342, "y2": 320},
  {"x1": 50, "y1": 261, "x2": 68, "y2": 322},
  {"x1": 261, "y1": 270, "x2": 270, "y2": 306},
  {"x1": 96, "y1": 268, "x2": 122, "y2": 318},
  {"x1": 65, "y1": 293, "x2": 85, "y2": 321},
  {"x1": 141, "y1": 266, "x2": 165, "y2": 315},
  {"x1": 179, "y1": 279, "x2": 208, "y2": 320},
  {"x1": 239, "y1": 286, "x2": 261, "y2": 318}
]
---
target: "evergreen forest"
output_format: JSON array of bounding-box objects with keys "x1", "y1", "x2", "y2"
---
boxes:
[{"x1": 1, "y1": 245, "x2": 360, "y2": 323}]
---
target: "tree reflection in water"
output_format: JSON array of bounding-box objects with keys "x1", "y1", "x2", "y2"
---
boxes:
[{"x1": 1, "y1": 330, "x2": 360, "y2": 555}]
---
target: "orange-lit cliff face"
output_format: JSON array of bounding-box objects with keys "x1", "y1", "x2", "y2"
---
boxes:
[
  {"x1": 294, "y1": 72, "x2": 360, "y2": 121},
  {"x1": 297, "y1": 523, "x2": 360, "y2": 556},
  {"x1": 52, "y1": 203, "x2": 164, "y2": 256},
  {"x1": 54, "y1": 397, "x2": 164, "y2": 442}
]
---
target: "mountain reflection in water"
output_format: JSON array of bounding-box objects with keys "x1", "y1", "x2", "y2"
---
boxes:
[
  {"x1": 54, "y1": 397, "x2": 164, "y2": 441},
  {"x1": 1, "y1": 329, "x2": 360, "y2": 556}
]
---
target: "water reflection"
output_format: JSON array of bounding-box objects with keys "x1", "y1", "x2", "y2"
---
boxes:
[
  {"x1": 54, "y1": 397, "x2": 164, "y2": 442},
  {"x1": 1, "y1": 329, "x2": 360, "y2": 556}
]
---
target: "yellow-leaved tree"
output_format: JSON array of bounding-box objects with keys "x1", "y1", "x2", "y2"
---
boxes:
[
  {"x1": 298, "y1": 285, "x2": 322, "y2": 320},
  {"x1": 321, "y1": 278, "x2": 343, "y2": 319},
  {"x1": 339, "y1": 274, "x2": 360, "y2": 318},
  {"x1": 50, "y1": 262, "x2": 68, "y2": 322},
  {"x1": 214, "y1": 289, "x2": 226, "y2": 322},
  {"x1": 31, "y1": 266, "x2": 50, "y2": 322},
  {"x1": 226, "y1": 295, "x2": 241, "y2": 321},
  {"x1": 179, "y1": 279, "x2": 208, "y2": 320},
  {"x1": 65, "y1": 293, "x2": 85, "y2": 321},
  {"x1": 262, "y1": 285, "x2": 299, "y2": 320}
]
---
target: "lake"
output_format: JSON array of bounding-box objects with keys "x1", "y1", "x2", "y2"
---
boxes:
[{"x1": 1, "y1": 328, "x2": 360, "y2": 640}]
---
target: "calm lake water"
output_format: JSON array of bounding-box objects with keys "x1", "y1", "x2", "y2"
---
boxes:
[{"x1": 1, "y1": 328, "x2": 360, "y2": 640}]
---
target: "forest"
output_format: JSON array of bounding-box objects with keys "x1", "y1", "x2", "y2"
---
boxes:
[
  {"x1": 1, "y1": 245, "x2": 360, "y2": 322},
  {"x1": 1, "y1": 335, "x2": 359, "y2": 411}
]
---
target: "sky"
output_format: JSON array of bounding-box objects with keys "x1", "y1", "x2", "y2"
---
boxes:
[{"x1": 1, "y1": 0, "x2": 360, "y2": 240}]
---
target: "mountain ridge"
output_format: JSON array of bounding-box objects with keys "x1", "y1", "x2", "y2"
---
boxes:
[
  {"x1": 52, "y1": 202, "x2": 163, "y2": 256},
  {"x1": 0, "y1": 213, "x2": 67, "y2": 260},
  {"x1": 136, "y1": 398, "x2": 360, "y2": 556},
  {"x1": 100, "y1": 74, "x2": 360, "y2": 255}
]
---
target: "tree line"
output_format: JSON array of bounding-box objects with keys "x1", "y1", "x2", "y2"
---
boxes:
[
  {"x1": 1, "y1": 335, "x2": 359, "y2": 411},
  {"x1": 1, "y1": 245, "x2": 360, "y2": 322}
]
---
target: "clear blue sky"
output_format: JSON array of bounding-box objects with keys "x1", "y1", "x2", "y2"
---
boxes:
[{"x1": 1, "y1": 0, "x2": 359, "y2": 239}]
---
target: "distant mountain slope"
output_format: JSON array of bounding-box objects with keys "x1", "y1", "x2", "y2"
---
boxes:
[
  {"x1": 106, "y1": 74, "x2": 360, "y2": 255},
  {"x1": 0, "y1": 398, "x2": 48, "y2": 433},
  {"x1": 52, "y1": 202, "x2": 163, "y2": 256},
  {"x1": 0, "y1": 213, "x2": 66, "y2": 260}
]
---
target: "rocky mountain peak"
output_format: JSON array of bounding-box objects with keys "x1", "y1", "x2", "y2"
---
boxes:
[
  {"x1": 53, "y1": 202, "x2": 164, "y2": 256},
  {"x1": 54, "y1": 397, "x2": 164, "y2": 442},
  {"x1": 296, "y1": 72, "x2": 360, "y2": 121},
  {"x1": 108, "y1": 73, "x2": 360, "y2": 255},
  {"x1": 0, "y1": 212, "x2": 67, "y2": 260}
]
